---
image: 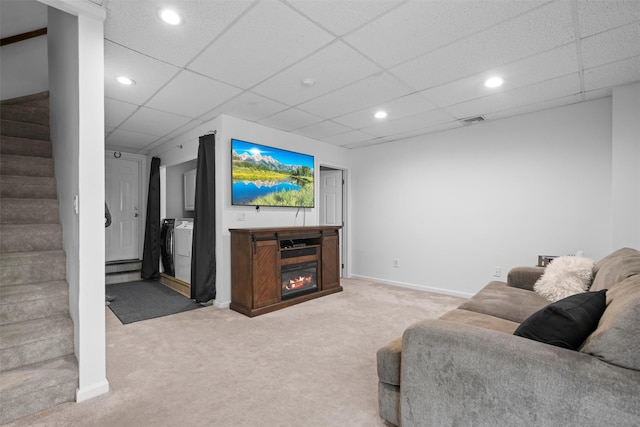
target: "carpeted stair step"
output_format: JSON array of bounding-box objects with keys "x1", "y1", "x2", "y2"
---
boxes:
[
  {"x1": 0, "y1": 91, "x2": 49, "y2": 109},
  {"x1": 0, "y1": 223, "x2": 62, "y2": 253},
  {"x1": 0, "y1": 281, "x2": 69, "y2": 325},
  {"x1": 1, "y1": 105, "x2": 49, "y2": 126},
  {"x1": 0, "y1": 154, "x2": 54, "y2": 177},
  {"x1": 0, "y1": 199, "x2": 59, "y2": 224},
  {"x1": 0, "y1": 354, "x2": 77, "y2": 425},
  {"x1": 0, "y1": 315, "x2": 74, "y2": 372},
  {"x1": 0, "y1": 175, "x2": 57, "y2": 199},
  {"x1": 0, "y1": 119, "x2": 50, "y2": 141},
  {"x1": 1, "y1": 135, "x2": 52, "y2": 158},
  {"x1": 0, "y1": 250, "x2": 66, "y2": 286}
]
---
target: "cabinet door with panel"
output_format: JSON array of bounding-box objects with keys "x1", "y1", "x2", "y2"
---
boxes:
[
  {"x1": 253, "y1": 239, "x2": 280, "y2": 308},
  {"x1": 321, "y1": 233, "x2": 340, "y2": 290}
]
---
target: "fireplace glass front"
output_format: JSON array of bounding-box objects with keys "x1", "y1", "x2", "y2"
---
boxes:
[{"x1": 281, "y1": 261, "x2": 318, "y2": 300}]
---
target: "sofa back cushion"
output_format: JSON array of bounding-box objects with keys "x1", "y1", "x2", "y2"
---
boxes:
[
  {"x1": 591, "y1": 247, "x2": 640, "y2": 291},
  {"x1": 580, "y1": 274, "x2": 640, "y2": 370}
]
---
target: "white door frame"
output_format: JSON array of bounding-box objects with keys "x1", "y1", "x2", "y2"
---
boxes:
[
  {"x1": 104, "y1": 151, "x2": 147, "y2": 261},
  {"x1": 319, "y1": 163, "x2": 349, "y2": 278}
]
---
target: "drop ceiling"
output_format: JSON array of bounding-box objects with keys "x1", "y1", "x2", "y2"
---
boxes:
[{"x1": 6, "y1": 1, "x2": 640, "y2": 153}]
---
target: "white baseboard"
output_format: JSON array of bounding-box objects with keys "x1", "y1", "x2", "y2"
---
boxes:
[
  {"x1": 214, "y1": 299, "x2": 230, "y2": 309},
  {"x1": 76, "y1": 379, "x2": 109, "y2": 402},
  {"x1": 350, "y1": 274, "x2": 473, "y2": 299}
]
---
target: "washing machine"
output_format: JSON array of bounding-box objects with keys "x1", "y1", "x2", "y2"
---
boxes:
[
  {"x1": 174, "y1": 219, "x2": 194, "y2": 283},
  {"x1": 160, "y1": 218, "x2": 175, "y2": 276}
]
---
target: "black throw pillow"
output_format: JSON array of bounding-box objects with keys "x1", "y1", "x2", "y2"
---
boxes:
[{"x1": 514, "y1": 289, "x2": 607, "y2": 350}]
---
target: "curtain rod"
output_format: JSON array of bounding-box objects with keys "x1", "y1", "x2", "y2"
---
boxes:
[{"x1": 154, "y1": 130, "x2": 217, "y2": 156}]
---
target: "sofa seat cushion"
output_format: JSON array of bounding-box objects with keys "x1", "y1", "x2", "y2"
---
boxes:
[
  {"x1": 591, "y1": 247, "x2": 640, "y2": 291},
  {"x1": 377, "y1": 337, "x2": 402, "y2": 386},
  {"x1": 440, "y1": 308, "x2": 520, "y2": 334},
  {"x1": 581, "y1": 275, "x2": 640, "y2": 369},
  {"x1": 458, "y1": 281, "x2": 550, "y2": 324}
]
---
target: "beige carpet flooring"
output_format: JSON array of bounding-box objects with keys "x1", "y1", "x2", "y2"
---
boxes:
[{"x1": 6, "y1": 278, "x2": 465, "y2": 427}]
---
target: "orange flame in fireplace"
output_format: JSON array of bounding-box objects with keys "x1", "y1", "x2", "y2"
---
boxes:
[{"x1": 283, "y1": 274, "x2": 313, "y2": 291}]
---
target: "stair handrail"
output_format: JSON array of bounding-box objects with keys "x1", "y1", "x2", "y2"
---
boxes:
[{"x1": 0, "y1": 28, "x2": 47, "y2": 47}]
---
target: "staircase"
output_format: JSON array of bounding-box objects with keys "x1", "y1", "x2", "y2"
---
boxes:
[{"x1": 0, "y1": 92, "x2": 78, "y2": 424}]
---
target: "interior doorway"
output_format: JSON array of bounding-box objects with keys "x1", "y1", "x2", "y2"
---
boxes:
[
  {"x1": 319, "y1": 165, "x2": 346, "y2": 278},
  {"x1": 105, "y1": 152, "x2": 145, "y2": 262}
]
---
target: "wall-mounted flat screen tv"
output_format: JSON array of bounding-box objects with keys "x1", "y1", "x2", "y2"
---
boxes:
[{"x1": 231, "y1": 138, "x2": 315, "y2": 208}]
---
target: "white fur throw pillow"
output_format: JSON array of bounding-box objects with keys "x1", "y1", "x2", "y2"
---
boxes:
[{"x1": 534, "y1": 256, "x2": 595, "y2": 302}]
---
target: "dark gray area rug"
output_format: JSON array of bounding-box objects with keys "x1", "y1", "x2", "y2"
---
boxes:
[{"x1": 107, "y1": 280, "x2": 202, "y2": 324}]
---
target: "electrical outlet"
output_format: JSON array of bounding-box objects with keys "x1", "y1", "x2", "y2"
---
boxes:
[
  {"x1": 493, "y1": 267, "x2": 501, "y2": 277},
  {"x1": 393, "y1": 259, "x2": 399, "y2": 268},
  {"x1": 237, "y1": 212, "x2": 246, "y2": 221}
]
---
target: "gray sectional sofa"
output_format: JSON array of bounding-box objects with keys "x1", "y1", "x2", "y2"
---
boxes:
[{"x1": 377, "y1": 247, "x2": 640, "y2": 426}]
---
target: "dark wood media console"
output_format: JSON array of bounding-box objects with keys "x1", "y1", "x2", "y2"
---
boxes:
[{"x1": 230, "y1": 226, "x2": 342, "y2": 317}]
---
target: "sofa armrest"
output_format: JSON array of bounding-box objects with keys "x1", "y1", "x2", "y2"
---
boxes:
[
  {"x1": 400, "y1": 319, "x2": 640, "y2": 426},
  {"x1": 506, "y1": 266, "x2": 544, "y2": 290}
]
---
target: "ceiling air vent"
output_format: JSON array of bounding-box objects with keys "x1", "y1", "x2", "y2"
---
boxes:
[{"x1": 460, "y1": 116, "x2": 485, "y2": 125}]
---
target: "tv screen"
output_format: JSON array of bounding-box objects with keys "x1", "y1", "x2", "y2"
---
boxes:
[{"x1": 231, "y1": 139, "x2": 315, "y2": 208}]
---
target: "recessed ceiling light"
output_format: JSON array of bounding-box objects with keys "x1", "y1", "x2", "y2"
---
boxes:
[
  {"x1": 374, "y1": 111, "x2": 388, "y2": 119},
  {"x1": 484, "y1": 76, "x2": 504, "y2": 88},
  {"x1": 115, "y1": 76, "x2": 135, "y2": 86},
  {"x1": 159, "y1": 8, "x2": 182, "y2": 25},
  {"x1": 301, "y1": 78, "x2": 315, "y2": 87}
]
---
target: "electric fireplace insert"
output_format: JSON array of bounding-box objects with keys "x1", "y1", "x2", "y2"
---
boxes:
[{"x1": 281, "y1": 261, "x2": 318, "y2": 300}]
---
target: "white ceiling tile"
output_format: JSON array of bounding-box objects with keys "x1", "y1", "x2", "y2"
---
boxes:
[
  {"x1": 584, "y1": 55, "x2": 640, "y2": 91},
  {"x1": 391, "y1": 1, "x2": 575, "y2": 91},
  {"x1": 483, "y1": 93, "x2": 583, "y2": 121},
  {"x1": 201, "y1": 92, "x2": 289, "y2": 123},
  {"x1": 119, "y1": 106, "x2": 192, "y2": 137},
  {"x1": 581, "y1": 22, "x2": 640, "y2": 69},
  {"x1": 295, "y1": 120, "x2": 352, "y2": 139},
  {"x1": 104, "y1": 0, "x2": 253, "y2": 67},
  {"x1": 322, "y1": 130, "x2": 378, "y2": 146},
  {"x1": 104, "y1": 41, "x2": 180, "y2": 105},
  {"x1": 422, "y1": 44, "x2": 579, "y2": 107},
  {"x1": 343, "y1": 138, "x2": 387, "y2": 149},
  {"x1": 286, "y1": 0, "x2": 401, "y2": 36},
  {"x1": 345, "y1": 0, "x2": 550, "y2": 68},
  {"x1": 252, "y1": 41, "x2": 382, "y2": 106},
  {"x1": 445, "y1": 73, "x2": 581, "y2": 119},
  {"x1": 188, "y1": 0, "x2": 333, "y2": 88},
  {"x1": 258, "y1": 108, "x2": 324, "y2": 132},
  {"x1": 333, "y1": 93, "x2": 438, "y2": 129},
  {"x1": 577, "y1": 0, "x2": 640, "y2": 38},
  {"x1": 105, "y1": 128, "x2": 162, "y2": 150},
  {"x1": 361, "y1": 109, "x2": 455, "y2": 138},
  {"x1": 145, "y1": 70, "x2": 242, "y2": 118},
  {"x1": 381, "y1": 121, "x2": 464, "y2": 143},
  {"x1": 584, "y1": 87, "x2": 613, "y2": 101},
  {"x1": 298, "y1": 73, "x2": 413, "y2": 118},
  {"x1": 105, "y1": 98, "x2": 139, "y2": 128},
  {"x1": 163, "y1": 120, "x2": 206, "y2": 141}
]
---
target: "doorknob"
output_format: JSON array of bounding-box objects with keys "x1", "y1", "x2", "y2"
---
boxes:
[{"x1": 134, "y1": 213, "x2": 139, "y2": 217}]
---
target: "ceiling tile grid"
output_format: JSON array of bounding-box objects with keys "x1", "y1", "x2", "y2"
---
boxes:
[
  {"x1": 187, "y1": 0, "x2": 334, "y2": 88},
  {"x1": 76, "y1": 0, "x2": 640, "y2": 153},
  {"x1": 145, "y1": 70, "x2": 243, "y2": 118},
  {"x1": 103, "y1": 0, "x2": 254, "y2": 68}
]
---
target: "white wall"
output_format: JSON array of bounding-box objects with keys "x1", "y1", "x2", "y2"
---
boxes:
[
  {"x1": 611, "y1": 83, "x2": 640, "y2": 249},
  {"x1": 165, "y1": 159, "x2": 197, "y2": 219},
  {"x1": 47, "y1": 0, "x2": 108, "y2": 402},
  {"x1": 150, "y1": 114, "x2": 351, "y2": 306},
  {"x1": 0, "y1": 36, "x2": 48, "y2": 100},
  {"x1": 350, "y1": 98, "x2": 614, "y2": 297}
]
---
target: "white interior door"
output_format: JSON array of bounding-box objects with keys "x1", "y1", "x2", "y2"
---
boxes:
[
  {"x1": 320, "y1": 168, "x2": 344, "y2": 277},
  {"x1": 105, "y1": 157, "x2": 140, "y2": 262}
]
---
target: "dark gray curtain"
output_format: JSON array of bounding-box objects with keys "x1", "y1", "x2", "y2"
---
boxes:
[
  {"x1": 191, "y1": 134, "x2": 216, "y2": 302},
  {"x1": 141, "y1": 157, "x2": 161, "y2": 279}
]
